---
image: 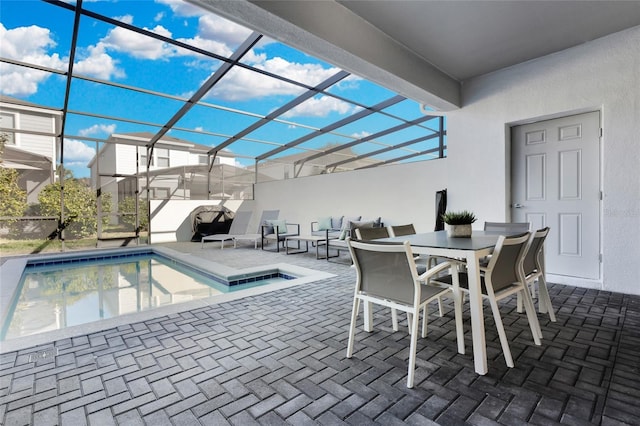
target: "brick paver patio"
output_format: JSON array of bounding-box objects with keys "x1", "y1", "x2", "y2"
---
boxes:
[{"x1": 1, "y1": 242, "x2": 639, "y2": 425}]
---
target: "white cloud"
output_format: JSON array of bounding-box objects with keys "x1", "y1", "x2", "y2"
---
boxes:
[
  {"x1": 174, "y1": 35, "x2": 233, "y2": 58},
  {"x1": 283, "y1": 95, "x2": 354, "y2": 118},
  {"x1": 78, "y1": 123, "x2": 117, "y2": 137},
  {"x1": 154, "y1": 12, "x2": 165, "y2": 22},
  {"x1": 209, "y1": 58, "x2": 342, "y2": 102},
  {"x1": 155, "y1": 0, "x2": 204, "y2": 17},
  {"x1": 197, "y1": 14, "x2": 253, "y2": 48},
  {"x1": 100, "y1": 23, "x2": 175, "y2": 60},
  {"x1": 63, "y1": 139, "x2": 96, "y2": 164},
  {"x1": 114, "y1": 15, "x2": 134, "y2": 25},
  {"x1": 74, "y1": 44, "x2": 125, "y2": 79},
  {"x1": 351, "y1": 131, "x2": 372, "y2": 139},
  {"x1": 0, "y1": 23, "x2": 66, "y2": 96}
]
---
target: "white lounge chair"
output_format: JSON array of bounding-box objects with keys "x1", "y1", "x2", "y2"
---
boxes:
[
  {"x1": 234, "y1": 210, "x2": 280, "y2": 249},
  {"x1": 201, "y1": 210, "x2": 252, "y2": 249}
]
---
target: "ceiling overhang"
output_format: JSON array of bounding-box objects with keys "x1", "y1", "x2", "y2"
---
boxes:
[{"x1": 187, "y1": 0, "x2": 461, "y2": 111}]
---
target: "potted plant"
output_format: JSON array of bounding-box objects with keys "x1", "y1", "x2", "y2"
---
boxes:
[{"x1": 441, "y1": 210, "x2": 477, "y2": 238}]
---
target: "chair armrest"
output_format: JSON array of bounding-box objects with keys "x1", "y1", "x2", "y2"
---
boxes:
[
  {"x1": 311, "y1": 221, "x2": 319, "y2": 233},
  {"x1": 417, "y1": 260, "x2": 456, "y2": 281},
  {"x1": 286, "y1": 222, "x2": 300, "y2": 235}
]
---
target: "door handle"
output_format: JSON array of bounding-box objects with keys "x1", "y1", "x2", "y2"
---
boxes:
[{"x1": 513, "y1": 203, "x2": 525, "y2": 209}]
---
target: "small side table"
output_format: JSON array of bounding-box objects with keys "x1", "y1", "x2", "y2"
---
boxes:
[{"x1": 285, "y1": 235, "x2": 328, "y2": 259}]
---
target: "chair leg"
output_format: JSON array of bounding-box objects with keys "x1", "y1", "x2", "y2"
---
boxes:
[
  {"x1": 452, "y1": 290, "x2": 465, "y2": 355},
  {"x1": 516, "y1": 292, "x2": 524, "y2": 313},
  {"x1": 363, "y1": 301, "x2": 373, "y2": 332},
  {"x1": 487, "y1": 296, "x2": 515, "y2": 368},
  {"x1": 421, "y1": 308, "x2": 428, "y2": 338},
  {"x1": 391, "y1": 308, "x2": 399, "y2": 331},
  {"x1": 406, "y1": 309, "x2": 420, "y2": 388},
  {"x1": 537, "y1": 275, "x2": 556, "y2": 322},
  {"x1": 346, "y1": 297, "x2": 360, "y2": 358},
  {"x1": 437, "y1": 296, "x2": 444, "y2": 317},
  {"x1": 521, "y1": 287, "x2": 543, "y2": 342}
]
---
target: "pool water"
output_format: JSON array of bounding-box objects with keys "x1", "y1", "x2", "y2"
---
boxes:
[{"x1": 1, "y1": 252, "x2": 294, "y2": 341}]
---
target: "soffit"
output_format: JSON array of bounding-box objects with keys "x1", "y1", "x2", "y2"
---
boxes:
[{"x1": 338, "y1": 0, "x2": 640, "y2": 81}]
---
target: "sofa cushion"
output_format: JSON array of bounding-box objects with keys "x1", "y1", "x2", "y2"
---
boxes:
[
  {"x1": 331, "y1": 215, "x2": 344, "y2": 230},
  {"x1": 262, "y1": 220, "x2": 274, "y2": 235},
  {"x1": 317, "y1": 216, "x2": 332, "y2": 231},
  {"x1": 268, "y1": 219, "x2": 288, "y2": 234},
  {"x1": 361, "y1": 217, "x2": 382, "y2": 227},
  {"x1": 337, "y1": 216, "x2": 363, "y2": 239},
  {"x1": 341, "y1": 215, "x2": 361, "y2": 230},
  {"x1": 349, "y1": 220, "x2": 376, "y2": 232}
]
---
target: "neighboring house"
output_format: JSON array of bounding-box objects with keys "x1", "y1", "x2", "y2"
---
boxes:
[
  {"x1": 0, "y1": 95, "x2": 60, "y2": 204},
  {"x1": 87, "y1": 132, "x2": 243, "y2": 210}
]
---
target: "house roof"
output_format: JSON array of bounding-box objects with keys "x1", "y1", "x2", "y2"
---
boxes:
[
  {"x1": 108, "y1": 132, "x2": 235, "y2": 157},
  {"x1": 0, "y1": 95, "x2": 62, "y2": 116},
  {"x1": 0, "y1": 145, "x2": 53, "y2": 171}
]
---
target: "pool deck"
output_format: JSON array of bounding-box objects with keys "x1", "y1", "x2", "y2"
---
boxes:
[{"x1": 1, "y1": 241, "x2": 640, "y2": 425}]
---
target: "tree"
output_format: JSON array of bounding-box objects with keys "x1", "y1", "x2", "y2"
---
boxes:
[
  {"x1": 0, "y1": 133, "x2": 28, "y2": 227},
  {"x1": 38, "y1": 168, "x2": 111, "y2": 239},
  {"x1": 118, "y1": 196, "x2": 149, "y2": 232}
]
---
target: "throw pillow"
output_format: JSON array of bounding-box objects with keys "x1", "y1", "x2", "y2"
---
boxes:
[
  {"x1": 268, "y1": 219, "x2": 288, "y2": 234},
  {"x1": 262, "y1": 220, "x2": 274, "y2": 235},
  {"x1": 361, "y1": 217, "x2": 382, "y2": 227},
  {"x1": 350, "y1": 220, "x2": 375, "y2": 231},
  {"x1": 317, "y1": 216, "x2": 332, "y2": 231},
  {"x1": 331, "y1": 215, "x2": 344, "y2": 230},
  {"x1": 341, "y1": 215, "x2": 362, "y2": 230},
  {"x1": 338, "y1": 228, "x2": 349, "y2": 240}
]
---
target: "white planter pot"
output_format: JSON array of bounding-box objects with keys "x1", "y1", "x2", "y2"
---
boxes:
[{"x1": 446, "y1": 224, "x2": 472, "y2": 238}]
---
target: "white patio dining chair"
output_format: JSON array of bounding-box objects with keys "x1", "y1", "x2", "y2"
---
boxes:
[
  {"x1": 389, "y1": 224, "x2": 448, "y2": 318},
  {"x1": 431, "y1": 232, "x2": 542, "y2": 368},
  {"x1": 354, "y1": 226, "x2": 391, "y2": 241},
  {"x1": 517, "y1": 227, "x2": 556, "y2": 322},
  {"x1": 345, "y1": 238, "x2": 463, "y2": 388},
  {"x1": 480, "y1": 221, "x2": 531, "y2": 266},
  {"x1": 201, "y1": 210, "x2": 253, "y2": 249}
]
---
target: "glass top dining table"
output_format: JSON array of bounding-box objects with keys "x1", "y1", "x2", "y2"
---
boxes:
[{"x1": 381, "y1": 230, "x2": 512, "y2": 375}]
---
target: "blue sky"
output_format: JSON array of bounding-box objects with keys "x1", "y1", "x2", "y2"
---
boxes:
[{"x1": 0, "y1": 0, "x2": 439, "y2": 177}]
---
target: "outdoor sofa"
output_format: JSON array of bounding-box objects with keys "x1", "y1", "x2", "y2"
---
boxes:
[{"x1": 311, "y1": 215, "x2": 383, "y2": 259}]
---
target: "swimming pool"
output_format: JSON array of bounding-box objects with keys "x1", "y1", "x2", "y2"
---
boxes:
[{"x1": 0, "y1": 246, "x2": 333, "y2": 351}]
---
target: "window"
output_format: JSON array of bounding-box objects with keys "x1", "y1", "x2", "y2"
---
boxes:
[
  {"x1": 153, "y1": 188, "x2": 170, "y2": 199},
  {"x1": 198, "y1": 155, "x2": 209, "y2": 165},
  {"x1": 140, "y1": 151, "x2": 153, "y2": 167},
  {"x1": 156, "y1": 148, "x2": 169, "y2": 167},
  {"x1": 0, "y1": 112, "x2": 16, "y2": 145}
]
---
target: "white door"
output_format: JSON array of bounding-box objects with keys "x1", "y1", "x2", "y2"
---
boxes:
[{"x1": 511, "y1": 111, "x2": 600, "y2": 279}]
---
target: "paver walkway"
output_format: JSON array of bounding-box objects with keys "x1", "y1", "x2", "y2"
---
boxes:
[{"x1": 1, "y1": 242, "x2": 639, "y2": 425}]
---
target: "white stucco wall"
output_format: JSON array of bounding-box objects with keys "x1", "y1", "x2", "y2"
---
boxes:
[
  {"x1": 251, "y1": 25, "x2": 639, "y2": 295},
  {"x1": 148, "y1": 159, "x2": 450, "y2": 243},
  {"x1": 446, "y1": 25, "x2": 640, "y2": 294},
  {"x1": 252, "y1": 159, "x2": 449, "y2": 234}
]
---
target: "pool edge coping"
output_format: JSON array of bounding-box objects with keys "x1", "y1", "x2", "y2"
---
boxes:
[{"x1": 0, "y1": 246, "x2": 335, "y2": 354}]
